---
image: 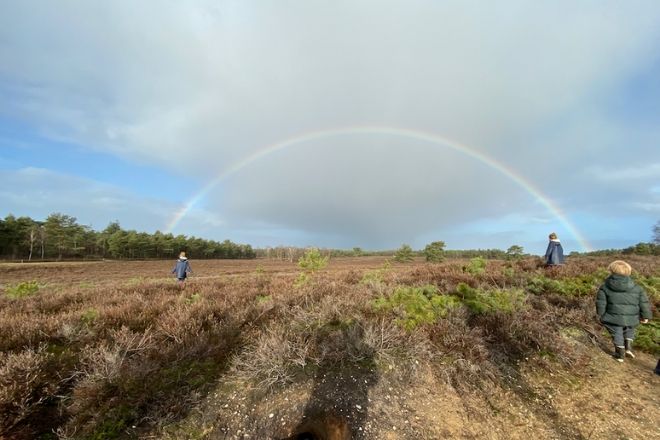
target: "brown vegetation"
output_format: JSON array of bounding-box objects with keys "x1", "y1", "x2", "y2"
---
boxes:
[{"x1": 0, "y1": 255, "x2": 658, "y2": 439}]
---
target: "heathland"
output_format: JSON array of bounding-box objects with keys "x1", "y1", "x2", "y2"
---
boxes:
[{"x1": 1, "y1": 255, "x2": 658, "y2": 439}]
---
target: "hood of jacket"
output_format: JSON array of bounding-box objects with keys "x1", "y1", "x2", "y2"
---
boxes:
[{"x1": 605, "y1": 274, "x2": 634, "y2": 292}]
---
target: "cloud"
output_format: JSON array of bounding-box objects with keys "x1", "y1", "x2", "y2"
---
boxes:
[
  {"x1": 0, "y1": 168, "x2": 224, "y2": 234},
  {"x1": 1, "y1": 1, "x2": 660, "y2": 248},
  {"x1": 632, "y1": 202, "x2": 660, "y2": 213},
  {"x1": 586, "y1": 163, "x2": 660, "y2": 181}
]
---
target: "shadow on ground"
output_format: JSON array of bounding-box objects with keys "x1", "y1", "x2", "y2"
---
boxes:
[{"x1": 284, "y1": 324, "x2": 379, "y2": 440}]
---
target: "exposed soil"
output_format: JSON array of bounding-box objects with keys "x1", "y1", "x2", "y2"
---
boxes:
[{"x1": 160, "y1": 336, "x2": 659, "y2": 440}]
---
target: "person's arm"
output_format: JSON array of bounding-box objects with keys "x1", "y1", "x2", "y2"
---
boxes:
[
  {"x1": 186, "y1": 261, "x2": 192, "y2": 274},
  {"x1": 639, "y1": 287, "x2": 652, "y2": 322},
  {"x1": 544, "y1": 242, "x2": 552, "y2": 258},
  {"x1": 595, "y1": 287, "x2": 607, "y2": 320},
  {"x1": 171, "y1": 262, "x2": 177, "y2": 274}
]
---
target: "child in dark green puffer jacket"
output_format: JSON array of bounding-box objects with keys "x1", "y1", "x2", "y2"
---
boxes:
[{"x1": 596, "y1": 260, "x2": 652, "y2": 362}]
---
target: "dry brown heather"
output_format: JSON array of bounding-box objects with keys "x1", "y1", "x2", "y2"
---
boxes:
[{"x1": 0, "y1": 256, "x2": 658, "y2": 440}]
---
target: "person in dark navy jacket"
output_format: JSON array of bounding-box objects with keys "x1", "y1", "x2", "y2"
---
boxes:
[
  {"x1": 172, "y1": 251, "x2": 192, "y2": 288},
  {"x1": 544, "y1": 232, "x2": 565, "y2": 266}
]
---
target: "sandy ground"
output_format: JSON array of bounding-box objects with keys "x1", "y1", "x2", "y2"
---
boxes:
[{"x1": 158, "y1": 333, "x2": 659, "y2": 440}]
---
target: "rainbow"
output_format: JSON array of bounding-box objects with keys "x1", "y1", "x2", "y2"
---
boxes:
[{"x1": 165, "y1": 126, "x2": 592, "y2": 251}]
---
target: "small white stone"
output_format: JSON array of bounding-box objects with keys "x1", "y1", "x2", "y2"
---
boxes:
[
  {"x1": 269, "y1": 413, "x2": 274, "y2": 418},
  {"x1": 356, "y1": 404, "x2": 362, "y2": 410}
]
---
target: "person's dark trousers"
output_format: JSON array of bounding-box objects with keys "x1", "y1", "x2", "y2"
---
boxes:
[{"x1": 602, "y1": 323, "x2": 636, "y2": 347}]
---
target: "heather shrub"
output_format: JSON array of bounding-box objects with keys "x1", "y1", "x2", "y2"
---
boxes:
[
  {"x1": 229, "y1": 326, "x2": 314, "y2": 388},
  {"x1": 2, "y1": 255, "x2": 657, "y2": 437},
  {"x1": 254, "y1": 265, "x2": 272, "y2": 293},
  {"x1": 5, "y1": 280, "x2": 40, "y2": 299},
  {"x1": 313, "y1": 319, "x2": 376, "y2": 366},
  {"x1": 0, "y1": 345, "x2": 57, "y2": 434},
  {"x1": 427, "y1": 309, "x2": 497, "y2": 389},
  {"x1": 362, "y1": 318, "x2": 432, "y2": 368},
  {"x1": 475, "y1": 309, "x2": 580, "y2": 365}
]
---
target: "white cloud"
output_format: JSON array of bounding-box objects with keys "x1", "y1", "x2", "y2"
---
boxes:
[
  {"x1": 585, "y1": 163, "x2": 660, "y2": 181},
  {"x1": 1, "y1": 1, "x2": 660, "y2": 247},
  {"x1": 632, "y1": 202, "x2": 660, "y2": 212},
  {"x1": 0, "y1": 168, "x2": 224, "y2": 234}
]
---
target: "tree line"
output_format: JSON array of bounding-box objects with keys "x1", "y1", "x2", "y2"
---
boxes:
[
  {"x1": 2, "y1": 213, "x2": 657, "y2": 261},
  {"x1": 0, "y1": 213, "x2": 256, "y2": 260}
]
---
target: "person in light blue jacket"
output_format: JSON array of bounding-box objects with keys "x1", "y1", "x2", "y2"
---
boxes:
[
  {"x1": 172, "y1": 251, "x2": 192, "y2": 287},
  {"x1": 544, "y1": 232, "x2": 565, "y2": 266}
]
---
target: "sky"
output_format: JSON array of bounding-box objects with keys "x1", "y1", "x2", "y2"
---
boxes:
[{"x1": 1, "y1": 1, "x2": 659, "y2": 253}]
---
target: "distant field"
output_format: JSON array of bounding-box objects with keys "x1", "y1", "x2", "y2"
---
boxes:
[
  {"x1": 0, "y1": 256, "x2": 399, "y2": 285},
  {"x1": 1, "y1": 255, "x2": 658, "y2": 439}
]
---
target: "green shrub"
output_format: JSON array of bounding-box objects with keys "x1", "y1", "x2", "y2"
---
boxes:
[
  {"x1": 185, "y1": 292, "x2": 201, "y2": 304},
  {"x1": 423, "y1": 241, "x2": 445, "y2": 263},
  {"x1": 527, "y1": 275, "x2": 601, "y2": 297},
  {"x1": 373, "y1": 285, "x2": 460, "y2": 330},
  {"x1": 634, "y1": 276, "x2": 660, "y2": 304},
  {"x1": 502, "y1": 266, "x2": 516, "y2": 278},
  {"x1": 256, "y1": 294, "x2": 272, "y2": 304},
  {"x1": 297, "y1": 248, "x2": 328, "y2": 272},
  {"x1": 527, "y1": 276, "x2": 565, "y2": 295},
  {"x1": 5, "y1": 280, "x2": 40, "y2": 299},
  {"x1": 360, "y1": 269, "x2": 384, "y2": 287},
  {"x1": 506, "y1": 245, "x2": 524, "y2": 259},
  {"x1": 635, "y1": 320, "x2": 659, "y2": 356},
  {"x1": 90, "y1": 404, "x2": 135, "y2": 440},
  {"x1": 456, "y1": 283, "x2": 526, "y2": 314},
  {"x1": 465, "y1": 257, "x2": 486, "y2": 275},
  {"x1": 295, "y1": 248, "x2": 329, "y2": 287},
  {"x1": 80, "y1": 308, "x2": 99, "y2": 326},
  {"x1": 393, "y1": 244, "x2": 415, "y2": 263},
  {"x1": 360, "y1": 262, "x2": 391, "y2": 287}
]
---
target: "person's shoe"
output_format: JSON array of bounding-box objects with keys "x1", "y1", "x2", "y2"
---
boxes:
[
  {"x1": 624, "y1": 339, "x2": 635, "y2": 359},
  {"x1": 614, "y1": 346, "x2": 625, "y2": 363}
]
